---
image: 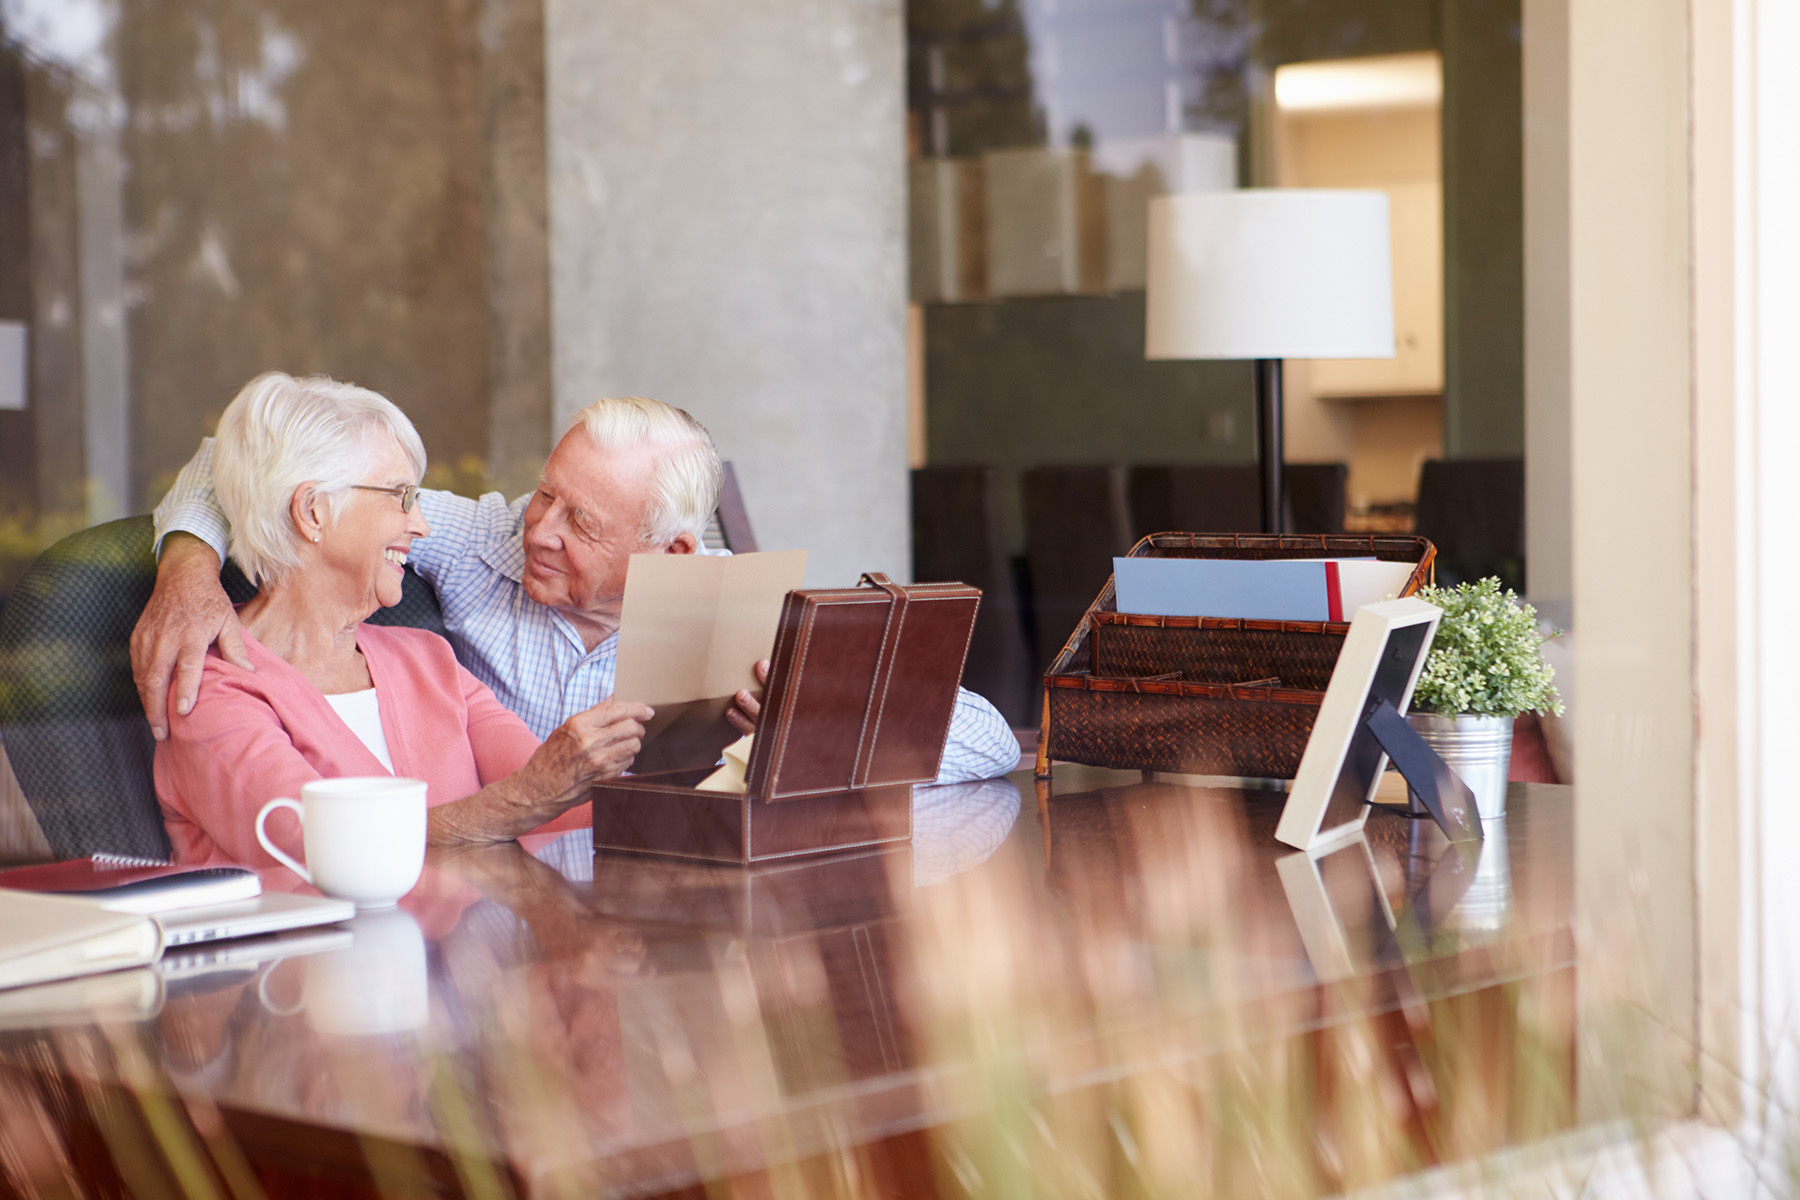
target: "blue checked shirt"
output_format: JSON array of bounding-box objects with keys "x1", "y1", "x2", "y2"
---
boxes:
[{"x1": 154, "y1": 441, "x2": 1022, "y2": 784}]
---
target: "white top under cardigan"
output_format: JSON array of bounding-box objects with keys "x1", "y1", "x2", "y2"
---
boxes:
[{"x1": 323, "y1": 688, "x2": 395, "y2": 773}]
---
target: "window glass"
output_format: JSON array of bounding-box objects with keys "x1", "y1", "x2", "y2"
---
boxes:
[{"x1": 906, "y1": 0, "x2": 1524, "y2": 721}]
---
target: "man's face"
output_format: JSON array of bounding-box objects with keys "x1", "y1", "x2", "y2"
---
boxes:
[{"x1": 520, "y1": 431, "x2": 666, "y2": 617}]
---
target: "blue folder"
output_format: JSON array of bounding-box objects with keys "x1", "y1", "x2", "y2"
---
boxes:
[{"x1": 1112, "y1": 557, "x2": 1332, "y2": 621}]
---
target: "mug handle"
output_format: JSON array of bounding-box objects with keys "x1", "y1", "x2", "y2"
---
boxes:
[
  {"x1": 254, "y1": 959, "x2": 307, "y2": 1016},
  {"x1": 255, "y1": 798, "x2": 313, "y2": 884}
]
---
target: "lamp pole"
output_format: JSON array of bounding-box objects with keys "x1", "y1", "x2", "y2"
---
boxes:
[{"x1": 1255, "y1": 358, "x2": 1284, "y2": 534}]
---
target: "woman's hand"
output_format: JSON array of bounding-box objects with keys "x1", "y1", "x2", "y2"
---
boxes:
[
  {"x1": 525, "y1": 700, "x2": 655, "y2": 805},
  {"x1": 429, "y1": 699, "x2": 652, "y2": 846}
]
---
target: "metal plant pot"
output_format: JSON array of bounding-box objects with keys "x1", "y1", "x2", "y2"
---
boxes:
[{"x1": 1406, "y1": 712, "x2": 1514, "y2": 821}]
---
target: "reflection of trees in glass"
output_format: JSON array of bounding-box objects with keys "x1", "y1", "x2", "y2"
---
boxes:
[
  {"x1": 0, "y1": 27, "x2": 107, "y2": 583},
  {"x1": 907, "y1": 0, "x2": 1043, "y2": 157},
  {"x1": 1185, "y1": 0, "x2": 1258, "y2": 136},
  {"x1": 1251, "y1": 0, "x2": 1438, "y2": 68},
  {"x1": 1183, "y1": 0, "x2": 1443, "y2": 138}
]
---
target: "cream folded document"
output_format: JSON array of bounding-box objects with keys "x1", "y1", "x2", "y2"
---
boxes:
[
  {"x1": 0, "y1": 888, "x2": 163, "y2": 991},
  {"x1": 614, "y1": 550, "x2": 806, "y2": 775},
  {"x1": 696, "y1": 735, "x2": 755, "y2": 794}
]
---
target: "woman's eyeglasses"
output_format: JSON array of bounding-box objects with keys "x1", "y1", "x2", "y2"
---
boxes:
[{"x1": 351, "y1": 483, "x2": 422, "y2": 513}]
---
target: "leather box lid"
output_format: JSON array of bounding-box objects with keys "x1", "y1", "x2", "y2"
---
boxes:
[{"x1": 746, "y1": 577, "x2": 980, "y2": 801}]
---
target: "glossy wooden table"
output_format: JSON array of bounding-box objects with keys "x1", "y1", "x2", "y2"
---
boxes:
[{"x1": 0, "y1": 770, "x2": 1574, "y2": 1198}]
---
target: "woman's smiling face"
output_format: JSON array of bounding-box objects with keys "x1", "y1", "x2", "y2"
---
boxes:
[{"x1": 314, "y1": 437, "x2": 431, "y2": 619}]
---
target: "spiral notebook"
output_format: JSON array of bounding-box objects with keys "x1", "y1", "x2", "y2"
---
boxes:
[{"x1": 0, "y1": 854, "x2": 355, "y2": 948}]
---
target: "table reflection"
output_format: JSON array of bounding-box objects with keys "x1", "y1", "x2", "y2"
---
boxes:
[
  {"x1": 0, "y1": 777, "x2": 1574, "y2": 1198},
  {"x1": 303, "y1": 909, "x2": 430, "y2": 1036},
  {"x1": 1401, "y1": 814, "x2": 1515, "y2": 935},
  {"x1": 910, "y1": 778, "x2": 1023, "y2": 886}
]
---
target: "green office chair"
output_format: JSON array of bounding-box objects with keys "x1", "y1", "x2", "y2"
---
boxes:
[{"x1": 0, "y1": 516, "x2": 446, "y2": 860}]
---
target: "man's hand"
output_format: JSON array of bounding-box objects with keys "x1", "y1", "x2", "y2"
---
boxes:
[
  {"x1": 726, "y1": 660, "x2": 772, "y2": 736},
  {"x1": 130, "y1": 533, "x2": 253, "y2": 740}
]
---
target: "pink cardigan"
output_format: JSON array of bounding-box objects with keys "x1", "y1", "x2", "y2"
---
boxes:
[{"x1": 154, "y1": 623, "x2": 583, "y2": 869}]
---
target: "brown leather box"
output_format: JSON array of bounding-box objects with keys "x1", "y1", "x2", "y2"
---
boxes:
[{"x1": 590, "y1": 573, "x2": 980, "y2": 864}]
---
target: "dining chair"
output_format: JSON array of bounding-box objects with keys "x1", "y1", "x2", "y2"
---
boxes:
[
  {"x1": 911, "y1": 465, "x2": 1033, "y2": 725},
  {"x1": 1023, "y1": 465, "x2": 1134, "y2": 674},
  {"x1": 0, "y1": 515, "x2": 444, "y2": 860},
  {"x1": 701, "y1": 461, "x2": 758, "y2": 552},
  {"x1": 1413, "y1": 458, "x2": 1525, "y2": 590},
  {"x1": 1129, "y1": 462, "x2": 1346, "y2": 537}
]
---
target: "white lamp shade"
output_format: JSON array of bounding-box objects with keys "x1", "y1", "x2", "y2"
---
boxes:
[{"x1": 1145, "y1": 190, "x2": 1395, "y2": 360}]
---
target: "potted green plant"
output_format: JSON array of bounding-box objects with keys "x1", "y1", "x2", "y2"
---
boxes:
[{"x1": 1408, "y1": 577, "x2": 1564, "y2": 821}]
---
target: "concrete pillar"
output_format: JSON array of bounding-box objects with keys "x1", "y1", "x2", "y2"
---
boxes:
[
  {"x1": 545, "y1": 0, "x2": 908, "y2": 588},
  {"x1": 478, "y1": 0, "x2": 555, "y2": 501}
]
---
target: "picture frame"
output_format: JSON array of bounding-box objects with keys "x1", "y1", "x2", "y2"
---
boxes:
[{"x1": 1275, "y1": 596, "x2": 1460, "y2": 852}]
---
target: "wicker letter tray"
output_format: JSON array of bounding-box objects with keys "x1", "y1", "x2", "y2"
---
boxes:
[{"x1": 1035, "y1": 532, "x2": 1436, "y2": 780}]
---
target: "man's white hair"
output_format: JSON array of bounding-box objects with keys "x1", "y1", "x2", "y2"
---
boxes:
[
  {"x1": 569, "y1": 396, "x2": 722, "y2": 545},
  {"x1": 214, "y1": 371, "x2": 427, "y2": 587}
]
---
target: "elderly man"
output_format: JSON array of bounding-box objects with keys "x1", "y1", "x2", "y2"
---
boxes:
[{"x1": 134, "y1": 395, "x2": 1021, "y2": 784}]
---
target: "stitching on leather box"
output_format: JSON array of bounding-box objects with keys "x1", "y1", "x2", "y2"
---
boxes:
[
  {"x1": 858, "y1": 592, "x2": 909, "y2": 785},
  {"x1": 771, "y1": 596, "x2": 867, "y2": 798},
  {"x1": 852, "y1": 584, "x2": 906, "y2": 787}
]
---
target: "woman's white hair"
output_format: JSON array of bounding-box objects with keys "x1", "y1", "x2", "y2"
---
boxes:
[
  {"x1": 214, "y1": 372, "x2": 427, "y2": 587},
  {"x1": 570, "y1": 397, "x2": 722, "y2": 545}
]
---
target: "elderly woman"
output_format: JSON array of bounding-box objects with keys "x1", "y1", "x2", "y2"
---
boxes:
[{"x1": 154, "y1": 372, "x2": 652, "y2": 866}]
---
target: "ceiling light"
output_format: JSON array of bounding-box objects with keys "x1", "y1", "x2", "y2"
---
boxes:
[{"x1": 1273, "y1": 52, "x2": 1442, "y2": 113}]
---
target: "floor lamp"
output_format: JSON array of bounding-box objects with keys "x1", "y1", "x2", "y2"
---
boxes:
[{"x1": 1144, "y1": 190, "x2": 1396, "y2": 533}]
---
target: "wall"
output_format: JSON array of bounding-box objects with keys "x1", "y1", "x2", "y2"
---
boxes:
[
  {"x1": 923, "y1": 294, "x2": 1253, "y2": 553},
  {"x1": 545, "y1": 0, "x2": 909, "y2": 589},
  {"x1": 1272, "y1": 98, "x2": 1444, "y2": 506},
  {"x1": 1442, "y1": 0, "x2": 1525, "y2": 457},
  {"x1": 1522, "y1": 0, "x2": 1572, "y2": 609},
  {"x1": 1348, "y1": 395, "x2": 1443, "y2": 504},
  {"x1": 1561, "y1": 0, "x2": 1697, "y2": 1121},
  {"x1": 1258, "y1": 0, "x2": 1525, "y2": 465},
  {"x1": 1684, "y1": 0, "x2": 1800, "y2": 1133},
  {"x1": 1688, "y1": 0, "x2": 1740, "y2": 1125},
  {"x1": 1552, "y1": 0, "x2": 1800, "y2": 1138}
]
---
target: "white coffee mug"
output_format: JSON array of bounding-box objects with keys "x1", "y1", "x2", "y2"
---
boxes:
[{"x1": 255, "y1": 776, "x2": 427, "y2": 908}]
